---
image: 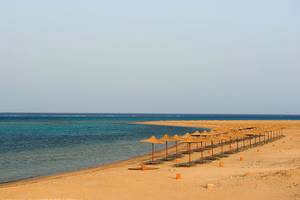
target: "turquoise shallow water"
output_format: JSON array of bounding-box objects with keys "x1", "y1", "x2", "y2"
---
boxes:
[{"x1": 0, "y1": 113, "x2": 299, "y2": 183}]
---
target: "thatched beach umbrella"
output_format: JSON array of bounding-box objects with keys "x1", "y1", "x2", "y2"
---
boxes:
[
  {"x1": 160, "y1": 134, "x2": 175, "y2": 160},
  {"x1": 222, "y1": 133, "x2": 237, "y2": 153},
  {"x1": 206, "y1": 135, "x2": 218, "y2": 157},
  {"x1": 194, "y1": 130, "x2": 219, "y2": 150},
  {"x1": 141, "y1": 136, "x2": 164, "y2": 162},
  {"x1": 191, "y1": 131, "x2": 204, "y2": 150},
  {"x1": 225, "y1": 133, "x2": 239, "y2": 153},
  {"x1": 180, "y1": 132, "x2": 192, "y2": 152},
  {"x1": 194, "y1": 137, "x2": 209, "y2": 160},
  {"x1": 236, "y1": 132, "x2": 247, "y2": 149},
  {"x1": 181, "y1": 132, "x2": 191, "y2": 139},
  {"x1": 245, "y1": 132, "x2": 256, "y2": 147},
  {"x1": 217, "y1": 135, "x2": 229, "y2": 154},
  {"x1": 230, "y1": 130, "x2": 246, "y2": 152},
  {"x1": 181, "y1": 137, "x2": 197, "y2": 166}
]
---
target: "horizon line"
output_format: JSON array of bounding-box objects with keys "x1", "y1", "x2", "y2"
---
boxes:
[{"x1": 0, "y1": 112, "x2": 300, "y2": 116}]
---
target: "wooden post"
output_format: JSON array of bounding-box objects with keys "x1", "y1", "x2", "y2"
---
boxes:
[
  {"x1": 221, "y1": 140, "x2": 224, "y2": 153},
  {"x1": 211, "y1": 140, "x2": 214, "y2": 156},
  {"x1": 201, "y1": 141, "x2": 203, "y2": 159},
  {"x1": 165, "y1": 142, "x2": 168, "y2": 159},
  {"x1": 152, "y1": 143, "x2": 154, "y2": 161},
  {"x1": 188, "y1": 143, "x2": 191, "y2": 166}
]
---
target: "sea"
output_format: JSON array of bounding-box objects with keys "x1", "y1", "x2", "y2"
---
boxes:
[{"x1": 1, "y1": 113, "x2": 300, "y2": 184}]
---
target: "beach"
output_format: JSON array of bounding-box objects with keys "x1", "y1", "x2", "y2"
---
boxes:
[{"x1": 1, "y1": 120, "x2": 300, "y2": 200}]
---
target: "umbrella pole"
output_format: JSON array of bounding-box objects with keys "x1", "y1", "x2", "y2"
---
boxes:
[
  {"x1": 211, "y1": 140, "x2": 214, "y2": 157},
  {"x1": 201, "y1": 142, "x2": 203, "y2": 160},
  {"x1": 221, "y1": 140, "x2": 224, "y2": 153},
  {"x1": 271, "y1": 131, "x2": 273, "y2": 141},
  {"x1": 152, "y1": 143, "x2": 154, "y2": 162},
  {"x1": 249, "y1": 137, "x2": 252, "y2": 147},
  {"x1": 188, "y1": 143, "x2": 191, "y2": 166},
  {"x1": 236, "y1": 138, "x2": 239, "y2": 152},
  {"x1": 165, "y1": 142, "x2": 168, "y2": 160}
]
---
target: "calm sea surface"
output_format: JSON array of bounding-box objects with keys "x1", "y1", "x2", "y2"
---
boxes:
[{"x1": 0, "y1": 113, "x2": 299, "y2": 183}]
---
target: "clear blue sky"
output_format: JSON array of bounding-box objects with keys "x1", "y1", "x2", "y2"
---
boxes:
[{"x1": 0, "y1": 0, "x2": 299, "y2": 114}]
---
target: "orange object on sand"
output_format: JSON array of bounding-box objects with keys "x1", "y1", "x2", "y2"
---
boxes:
[
  {"x1": 240, "y1": 156, "x2": 244, "y2": 161},
  {"x1": 175, "y1": 173, "x2": 182, "y2": 180},
  {"x1": 218, "y1": 161, "x2": 224, "y2": 167},
  {"x1": 141, "y1": 164, "x2": 147, "y2": 170}
]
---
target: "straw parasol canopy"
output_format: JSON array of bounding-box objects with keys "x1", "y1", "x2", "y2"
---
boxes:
[
  {"x1": 172, "y1": 134, "x2": 181, "y2": 141},
  {"x1": 141, "y1": 136, "x2": 164, "y2": 162},
  {"x1": 141, "y1": 136, "x2": 163, "y2": 144},
  {"x1": 201, "y1": 130, "x2": 222, "y2": 138},
  {"x1": 191, "y1": 130, "x2": 209, "y2": 137},
  {"x1": 180, "y1": 132, "x2": 192, "y2": 139},
  {"x1": 160, "y1": 134, "x2": 174, "y2": 142}
]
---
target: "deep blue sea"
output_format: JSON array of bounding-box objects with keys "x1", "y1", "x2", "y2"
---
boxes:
[{"x1": 1, "y1": 113, "x2": 300, "y2": 183}]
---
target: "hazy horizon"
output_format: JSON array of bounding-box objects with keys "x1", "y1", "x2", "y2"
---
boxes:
[
  {"x1": 1, "y1": 1, "x2": 299, "y2": 114},
  {"x1": 1, "y1": 112, "x2": 300, "y2": 116}
]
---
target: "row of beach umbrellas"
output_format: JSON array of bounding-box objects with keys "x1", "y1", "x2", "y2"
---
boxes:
[{"x1": 141, "y1": 126, "x2": 284, "y2": 165}]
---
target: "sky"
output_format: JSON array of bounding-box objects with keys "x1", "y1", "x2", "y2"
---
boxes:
[{"x1": 0, "y1": 0, "x2": 299, "y2": 114}]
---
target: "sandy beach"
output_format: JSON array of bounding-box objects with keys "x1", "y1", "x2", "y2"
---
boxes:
[{"x1": 1, "y1": 120, "x2": 300, "y2": 200}]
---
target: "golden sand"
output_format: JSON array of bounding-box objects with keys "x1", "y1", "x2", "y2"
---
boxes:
[{"x1": 1, "y1": 120, "x2": 300, "y2": 200}]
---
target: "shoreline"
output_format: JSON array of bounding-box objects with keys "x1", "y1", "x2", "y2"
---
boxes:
[
  {"x1": 0, "y1": 153, "x2": 146, "y2": 188},
  {"x1": 0, "y1": 143, "x2": 173, "y2": 188},
  {"x1": 1, "y1": 120, "x2": 300, "y2": 200},
  {"x1": 0, "y1": 122, "x2": 207, "y2": 187}
]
